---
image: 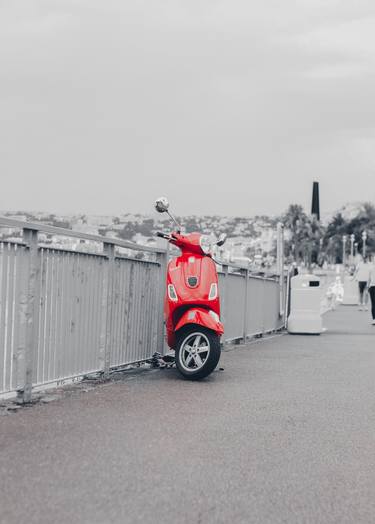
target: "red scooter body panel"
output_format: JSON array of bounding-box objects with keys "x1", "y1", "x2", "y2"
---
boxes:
[
  {"x1": 174, "y1": 308, "x2": 224, "y2": 335},
  {"x1": 164, "y1": 232, "x2": 223, "y2": 348}
]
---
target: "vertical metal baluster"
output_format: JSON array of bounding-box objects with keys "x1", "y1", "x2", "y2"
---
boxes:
[
  {"x1": 221, "y1": 264, "x2": 229, "y2": 344},
  {"x1": 103, "y1": 243, "x2": 115, "y2": 378},
  {"x1": 242, "y1": 268, "x2": 249, "y2": 343}
]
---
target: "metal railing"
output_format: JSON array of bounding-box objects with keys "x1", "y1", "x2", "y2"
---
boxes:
[
  {"x1": 0, "y1": 217, "x2": 285, "y2": 400},
  {"x1": 218, "y1": 268, "x2": 284, "y2": 343}
]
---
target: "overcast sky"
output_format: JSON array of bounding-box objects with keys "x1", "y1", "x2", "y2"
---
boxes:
[{"x1": 1, "y1": 0, "x2": 375, "y2": 217}]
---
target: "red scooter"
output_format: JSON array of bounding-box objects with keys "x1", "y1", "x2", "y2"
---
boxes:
[{"x1": 155, "y1": 197, "x2": 227, "y2": 380}]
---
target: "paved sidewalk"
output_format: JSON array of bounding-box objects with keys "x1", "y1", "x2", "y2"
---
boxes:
[{"x1": 1, "y1": 306, "x2": 375, "y2": 524}]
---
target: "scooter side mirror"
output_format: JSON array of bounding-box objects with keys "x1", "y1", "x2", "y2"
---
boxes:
[
  {"x1": 216, "y1": 233, "x2": 227, "y2": 247},
  {"x1": 155, "y1": 197, "x2": 170, "y2": 213}
]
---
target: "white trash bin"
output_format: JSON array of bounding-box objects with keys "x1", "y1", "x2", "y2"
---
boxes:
[{"x1": 287, "y1": 274, "x2": 322, "y2": 334}]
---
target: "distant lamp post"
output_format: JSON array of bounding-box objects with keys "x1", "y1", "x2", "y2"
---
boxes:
[
  {"x1": 362, "y1": 231, "x2": 367, "y2": 258},
  {"x1": 342, "y1": 235, "x2": 347, "y2": 266},
  {"x1": 350, "y1": 234, "x2": 355, "y2": 262},
  {"x1": 291, "y1": 243, "x2": 295, "y2": 260},
  {"x1": 319, "y1": 238, "x2": 323, "y2": 264},
  {"x1": 295, "y1": 219, "x2": 300, "y2": 262},
  {"x1": 276, "y1": 222, "x2": 284, "y2": 276}
]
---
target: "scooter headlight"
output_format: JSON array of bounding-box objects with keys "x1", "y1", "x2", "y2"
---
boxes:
[{"x1": 199, "y1": 235, "x2": 212, "y2": 255}]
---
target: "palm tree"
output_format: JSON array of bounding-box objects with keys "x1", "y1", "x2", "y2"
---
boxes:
[{"x1": 282, "y1": 205, "x2": 324, "y2": 265}]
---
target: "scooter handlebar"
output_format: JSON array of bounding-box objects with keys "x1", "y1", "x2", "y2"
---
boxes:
[{"x1": 156, "y1": 231, "x2": 170, "y2": 240}]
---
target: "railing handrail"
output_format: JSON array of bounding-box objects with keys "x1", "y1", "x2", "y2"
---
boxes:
[
  {"x1": 216, "y1": 259, "x2": 285, "y2": 281},
  {"x1": 0, "y1": 216, "x2": 167, "y2": 255}
]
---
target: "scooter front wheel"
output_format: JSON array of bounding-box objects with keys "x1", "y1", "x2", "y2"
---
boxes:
[{"x1": 175, "y1": 326, "x2": 221, "y2": 380}]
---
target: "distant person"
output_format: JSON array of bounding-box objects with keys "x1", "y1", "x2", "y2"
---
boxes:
[
  {"x1": 291, "y1": 262, "x2": 299, "y2": 276},
  {"x1": 354, "y1": 255, "x2": 371, "y2": 310},
  {"x1": 368, "y1": 256, "x2": 375, "y2": 325}
]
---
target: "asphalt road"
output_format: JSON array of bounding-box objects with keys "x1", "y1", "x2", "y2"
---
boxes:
[{"x1": 1, "y1": 306, "x2": 375, "y2": 524}]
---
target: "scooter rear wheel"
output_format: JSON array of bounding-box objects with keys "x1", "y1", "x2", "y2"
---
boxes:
[{"x1": 175, "y1": 326, "x2": 221, "y2": 380}]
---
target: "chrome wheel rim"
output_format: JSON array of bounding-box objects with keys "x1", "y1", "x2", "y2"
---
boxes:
[{"x1": 179, "y1": 332, "x2": 210, "y2": 372}]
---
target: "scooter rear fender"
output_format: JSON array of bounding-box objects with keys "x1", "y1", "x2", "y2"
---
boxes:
[{"x1": 175, "y1": 308, "x2": 224, "y2": 336}]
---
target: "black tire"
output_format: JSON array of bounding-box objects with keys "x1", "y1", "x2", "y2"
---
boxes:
[{"x1": 175, "y1": 325, "x2": 221, "y2": 380}]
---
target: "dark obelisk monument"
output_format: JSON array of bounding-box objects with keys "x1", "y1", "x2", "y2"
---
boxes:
[{"x1": 311, "y1": 181, "x2": 320, "y2": 221}]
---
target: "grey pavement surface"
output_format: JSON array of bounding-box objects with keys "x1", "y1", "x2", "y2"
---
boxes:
[{"x1": 1, "y1": 306, "x2": 375, "y2": 524}]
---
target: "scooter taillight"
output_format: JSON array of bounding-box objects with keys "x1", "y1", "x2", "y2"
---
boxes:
[
  {"x1": 208, "y1": 283, "x2": 218, "y2": 300},
  {"x1": 168, "y1": 284, "x2": 178, "y2": 301}
]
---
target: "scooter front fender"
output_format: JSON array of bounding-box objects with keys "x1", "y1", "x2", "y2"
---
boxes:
[{"x1": 175, "y1": 308, "x2": 224, "y2": 336}]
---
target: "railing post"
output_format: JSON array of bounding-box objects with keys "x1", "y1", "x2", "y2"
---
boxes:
[
  {"x1": 242, "y1": 268, "x2": 249, "y2": 342},
  {"x1": 103, "y1": 243, "x2": 115, "y2": 378},
  {"x1": 276, "y1": 222, "x2": 285, "y2": 318},
  {"x1": 18, "y1": 228, "x2": 40, "y2": 403},
  {"x1": 156, "y1": 245, "x2": 168, "y2": 355},
  {"x1": 284, "y1": 267, "x2": 292, "y2": 329},
  {"x1": 221, "y1": 264, "x2": 229, "y2": 334},
  {"x1": 261, "y1": 277, "x2": 266, "y2": 335}
]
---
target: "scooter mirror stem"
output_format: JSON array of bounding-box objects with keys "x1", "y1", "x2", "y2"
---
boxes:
[{"x1": 166, "y1": 210, "x2": 182, "y2": 232}]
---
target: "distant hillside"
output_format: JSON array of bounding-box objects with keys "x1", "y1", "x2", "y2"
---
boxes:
[{"x1": 0, "y1": 210, "x2": 277, "y2": 243}]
